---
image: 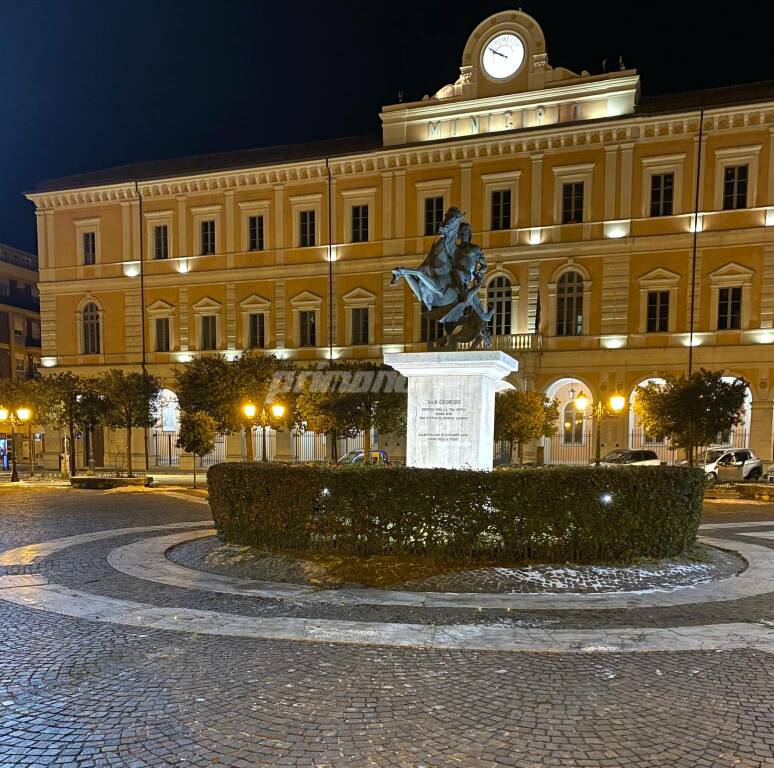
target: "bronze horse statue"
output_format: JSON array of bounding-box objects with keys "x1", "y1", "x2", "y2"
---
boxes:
[{"x1": 391, "y1": 207, "x2": 493, "y2": 349}]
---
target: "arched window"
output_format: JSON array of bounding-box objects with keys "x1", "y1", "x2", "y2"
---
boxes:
[
  {"x1": 563, "y1": 401, "x2": 584, "y2": 444},
  {"x1": 82, "y1": 302, "x2": 101, "y2": 355},
  {"x1": 487, "y1": 276, "x2": 512, "y2": 336},
  {"x1": 556, "y1": 271, "x2": 583, "y2": 336}
]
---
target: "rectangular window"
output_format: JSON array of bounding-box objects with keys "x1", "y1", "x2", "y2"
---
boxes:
[
  {"x1": 83, "y1": 231, "x2": 96, "y2": 265},
  {"x1": 490, "y1": 189, "x2": 511, "y2": 231},
  {"x1": 248, "y1": 313, "x2": 265, "y2": 349},
  {"x1": 717, "y1": 286, "x2": 742, "y2": 330},
  {"x1": 14, "y1": 357, "x2": 24, "y2": 376},
  {"x1": 351, "y1": 307, "x2": 369, "y2": 345},
  {"x1": 351, "y1": 205, "x2": 369, "y2": 243},
  {"x1": 154, "y1": 318, "x2": 170, "y2": 352},
  {"x1": 299, "y1": 310, "x2": 316, "y2": 347},
  {"x1": 649, "y1": 173, "x2": 674, "y2": 217},
  {"x1": 200, "y1": 315, "x2": 217, "y2": 349},
  {"x1": 561, "y1": 182, "x2": 584, "y2": 224},
  {"x1": 153, "y1": 224, "x2": 169, "y2": 260},
  {"x1": 646, "y1": 290, "x2": 670, "y2": 333},
  {"x1": 299, "y1": 210, "x2": 316, "y2": 247},
  {"x1": 248, "y1": 215, "x2": 264, "y2": 251},
  {"x1": 420, "y1": 314, "x2": 441, "y2": 343},
  {"x1": 424, "y1": 196, "x2": 444, "y2": 236},
  {"x1": 723, "y1": 165, "x2": 748, "y2": 210},
  {"x1": 200, "y1": 220, "x2": 216, "y2": 255}
]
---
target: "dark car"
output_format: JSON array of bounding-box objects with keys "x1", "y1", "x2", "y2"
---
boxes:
[{"x1": 599, "y1": 449, "x2": 661, "y2": 466}]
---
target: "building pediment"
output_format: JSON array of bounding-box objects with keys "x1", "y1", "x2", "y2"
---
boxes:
[
  {"x1": 290, "y1": 290, "x2": 322, "y2": 308},
  {"x1": 240, "y1": 293, "x2": 271, "y2": 310},
  {"x1": 709, "y1": 262, "x2": 755, "y2": 282},
  {"x1": 146, "y1": 299, "x2": 176, "y2": 315},
  {"x1": 342, "y1": 287, "x2": 376, "y2": 304},
  {"x1": 191, "y1": 296, "x2": 222, "y2": 312},
  {"x1": 638, "y1": 268, "x2": 680, "y2": 286}
]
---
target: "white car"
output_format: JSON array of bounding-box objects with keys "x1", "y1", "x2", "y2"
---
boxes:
[
  {"x1": 599, "y1": 449, "x2": 661, "y2": 466},
  {"x1": 697, "y1": 448, "x2": 763, "y2": 483}
]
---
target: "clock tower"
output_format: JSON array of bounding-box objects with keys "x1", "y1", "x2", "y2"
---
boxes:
[{"x1": 380, "y1": 10, "x2": 640, "y2": 146}]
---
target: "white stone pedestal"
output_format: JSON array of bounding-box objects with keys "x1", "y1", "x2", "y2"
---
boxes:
[{"x1": 384, "y1": 351, "x2": 518, "y2": 471}]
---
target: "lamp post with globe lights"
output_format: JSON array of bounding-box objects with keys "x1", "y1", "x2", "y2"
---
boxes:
[
  {"x1": 0, "y1": 406, "x2": 32, "y2": 482},
  {"x1": 242, "y1": 401, "x2": 286, "y2": 462},
  {"x1": 573, "y1": 391, "x2": 626, "y2": 466}
]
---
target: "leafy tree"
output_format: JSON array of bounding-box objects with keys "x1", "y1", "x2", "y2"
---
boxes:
[
  {"x1": 635, "y1": 369, "x2": 749, "y2": 465},
  {"x1": 494, "y1": 388, "x2": 559, "y2": 464},
  {"x1": 177, "y1": 412, "x2": 216, "y2": 489},
  {"x1": 0, "y1": 378, "x2": 43, "y2": 474},
  {"x1": 296, "y1": 362, "x2": 406, "y2": 462},
  {"x1": 98, "y1": 370, "x2": 161, "y2": 476},
  {"x1": 174, "y1": 353, "x2": 286, "y2": 461},
  {"x1": 35, "y1": 372, "x2": 95, "y2": 476}
]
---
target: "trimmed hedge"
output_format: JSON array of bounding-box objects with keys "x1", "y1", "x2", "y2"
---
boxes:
[{"x1": 207, "y1": 463, "x2": 704, "y2": 564}]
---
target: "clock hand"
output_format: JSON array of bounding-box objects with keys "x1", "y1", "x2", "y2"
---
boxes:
[{"x1": 489, "y1": 47, "x2": 507, "y2": 59}]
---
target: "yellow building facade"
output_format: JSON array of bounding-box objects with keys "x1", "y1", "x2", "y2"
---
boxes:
[{"x1": 26, "y1": 10, "x2": 774, "y2": 470}]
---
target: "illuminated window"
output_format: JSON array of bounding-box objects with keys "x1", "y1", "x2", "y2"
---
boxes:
[
  {"x1": 487, "y1": 276, "x2": 512, "y2": 336},
  {"x1": 424, "y1": 197, "x2": 444, "y2": 236},
  {"x1": 723, "y1": 165, "x2": 748, "y2": 210},
  {"x1": 556, "y1": 271, "x2": 583, "y2": 336},
  {"x1": 563, "y1": 402, "x2": 583, "y2": 444},
  {"x1": 82, "y1": 302, "x2": 100, "y2": 354},
  {"x1": 561, "y1": 182, "x2": 584, "y2": 224},
  {"x1": 299, "y1": 210, "x2": 316, "y2": 247},
  {"x1": 248, "y1": 215, "x2": 264, "y2": 251},
  {"x1": 650, "y1": 173, "x2": 674, "y2": 217},
  {"x1": 351, "y1": 205, "x2": 369, "y2": 243},
  {"x1": 490, "y1": 190, "x2": 511, "y2": 231}
]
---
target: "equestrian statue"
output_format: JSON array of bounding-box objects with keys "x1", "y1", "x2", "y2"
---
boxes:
[{"x1": 391, "y1": 206, "x2": 493, "y2": 350}]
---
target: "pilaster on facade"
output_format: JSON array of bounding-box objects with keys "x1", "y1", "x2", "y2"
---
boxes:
[
  {"x1": 273, "y1": 185, "x2": 285, "y2": 261},
  {"x1": 460, "y1": 162, "x2": 472, "y2": 220},
  {"x1": 604, "y1": 145, "x2": 618, "y2": 220},
  {"x1": 178, "y1": 287, "x2": 189, "y2": 350},
  {"x1": 39, "y1": 294, "x2": 56, "y2": 358},
  {"x1": 224, "y1": 191, "x2": 235, "y2": 268},
  {"x1": 768, "y1": 126, "x2": 774, "y2": 205},
  {"x1": 120, "y1": 202, "x2": 132, "y2": 263},
  {"x1": 274, "y1": 280, "x2": 285, "y2": 348},
  {"x1": 226, "y1": 284, "x2": 236, "y2": 349},
  {"x1": 124, "y1": 288, "x2": 142, "y2": 356},
  {"x1": 130, "y1": 200, "x2": 141, "y2": 261},
  {"x1": 760, "y1": 243, "x2": 774, "y2": 328},
  {"x1": 600, "y1": 252, "x2": 630, "y2": 335},
  {"x1": 381, "y1": 172, "x2": 394, "y2": 254},
  {"x1": 35, "y1": 212, "x2": 47, "y2": 270},
  {"x1": 530, "y1": 154, "x2": 543, "y2": 227},
  {"x1": 382, "y1": 271, "x2": 404, "y2": 342},
  {"x1": 394, "y1": 171, "x2": 406, "y2": 250},
  {"x1": 686, "y1": 250, "x2": 703, "y2": 331},
  {"x1": 176, "y1": 196, "x2": 187, "y2": 258},
  {"x1": 527, "y1": 264, "x2": 540, "y2": 334},
  {"x1": 618, "y1": 143, "x2": 634, "y2": 220}
]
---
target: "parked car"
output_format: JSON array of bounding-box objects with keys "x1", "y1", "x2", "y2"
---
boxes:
[
  {"x1": 696, "y1": 448, "x2": 763, "y2": 483},
  {"x1": 599, "y1": 449, "x2": 661, "y2": 466},
  {"x1": 337, "y1": 449, "x2": 389, "y2": 465}
]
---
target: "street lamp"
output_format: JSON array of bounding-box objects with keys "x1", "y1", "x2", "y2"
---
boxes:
[
  {"x1": 574, "y1": 391, "x2": 626, "y2": 466},
  {"x1": 242, "y1": 401, "x2": 286, "y2": 462},
  {"x1": 0, "y1": 405, "x2": 32, "y2": 482}
]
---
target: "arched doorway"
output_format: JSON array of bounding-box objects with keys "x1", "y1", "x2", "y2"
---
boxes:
[
  {"x1": 542, "y1": 377, "x2": 593, "y2": 465},
  {"x1": 151, "y1": 389, "x2": 180, "y2": 466},
  {"x1": 629, "y1": 378, "x2": 670, "y2": 462}
]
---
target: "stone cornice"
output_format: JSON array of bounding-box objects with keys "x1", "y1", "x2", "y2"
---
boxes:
[{"x1": 26, "y1": 101, "x2": 774, "y2": 211}]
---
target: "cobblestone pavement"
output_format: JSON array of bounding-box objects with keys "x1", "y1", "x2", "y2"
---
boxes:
[
  {"x1": 168, "y1": 536, "x2": 744, "y2": 593},
  {"x1": 0, "y1": 487, "x2": 774, "y2": 767}
]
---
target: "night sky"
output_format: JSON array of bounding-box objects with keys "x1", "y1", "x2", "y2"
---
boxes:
[{"x1": 0, "y1": 0, "x2": 769, "y2": 253}]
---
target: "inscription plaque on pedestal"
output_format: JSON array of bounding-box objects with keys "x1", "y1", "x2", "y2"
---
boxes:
[{"x1": 384, "y1": 351, "x2": 517, "y2": 471}]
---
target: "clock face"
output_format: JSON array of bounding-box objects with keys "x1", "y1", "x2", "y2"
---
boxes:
[{"x1": 481, "y1": 32, "x2": 525, "y2": 80}]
